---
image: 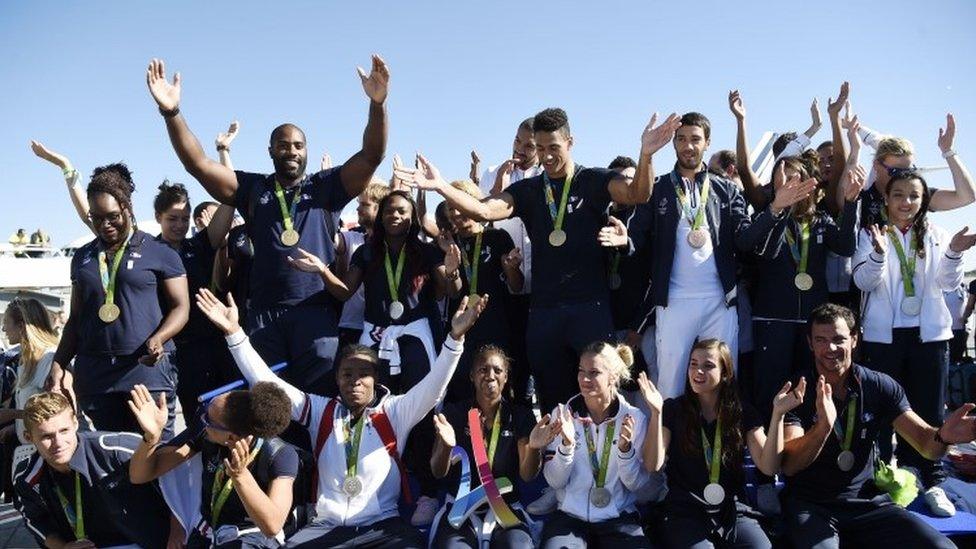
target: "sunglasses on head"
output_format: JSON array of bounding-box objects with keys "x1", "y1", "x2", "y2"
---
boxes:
[{"x1": 881, "y1": 163, "x2": 918, "y2": 180}]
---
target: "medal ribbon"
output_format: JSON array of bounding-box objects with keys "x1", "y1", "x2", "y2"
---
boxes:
[
  {"x1": 609, "y1": 251, "x2": 621, "y2": 280},
  {"x1": 700, "y1": 419, "x2": 723, "y2": 485},
  {"x1": 887, "y1": 227, "x2": 918, "y2": 297},
  {"x1": 460, "y1": 233, "x2": 483, "y2": 297},
  {"x1": 384, "y1": 243, "x2": 406, "y2": 303},
  {"x1": 582, "y1": 419, "x2": 616, "y2": 488},
  {"x1": 672, "y1": 173, "x2": 711, "y2": 231},
  {"x1": 831, "y1": 395, "x2": 858, "y2": 452},
  {"x1": 97, "y1": 231, "x2": 133, "y2": 307},
  {"x1": 210, "y1": 439, "x2": 264, "y2": 527},
  {"x1": 343, "y1": 412, "x2": 366, "y2": 478},
  {"x1": 54, "y1": 472, "x2": 84, "y2": 540},
  {"x1": 273, "y1": 180, "x2": 303, "y2": 233},
  {"x1": 784, "y1": 221, "x2": 811, "y2": 274},
  {"x1": 542, "y1": 163, "x2": 577, "y2": 231},
  {"x1": 484, "y1": 405, "x2": 501, "y2": 467}
]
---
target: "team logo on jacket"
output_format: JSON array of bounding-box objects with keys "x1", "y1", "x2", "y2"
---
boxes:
[
  {"x1": 260, "y1": 191, "x2": 272, "y2": 205},
  {"x1": 657, "y1": 197, "x2": 668, "y2": 215}
]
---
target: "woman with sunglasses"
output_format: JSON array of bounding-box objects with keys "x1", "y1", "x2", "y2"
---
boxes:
[
  {"x1": 48, "y1": 164, "x2": 189, "y2": 438},
  {"x1": 428, "y1": 344, "x2": 546, "y2": 548},
  {"x1": 638, "y1": 339, "x2": 803, "y2": 548},
  {"x1": 853, "y1": 169, "x2": 976, "y2": 516},
  {"x1": 197, "y1": 287, "x2": 486, "y2": 548},
  {"x1": 128, "y1": 381, "x2": 296, "y2": 548}
]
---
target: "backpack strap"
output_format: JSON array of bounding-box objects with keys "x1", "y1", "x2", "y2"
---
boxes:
[
  {"x1": 370, "y1": 410, "x2": 413, "y2": 505},
  {"x1": 309, "y1": 398, "x2": 339, "y2": 502}
]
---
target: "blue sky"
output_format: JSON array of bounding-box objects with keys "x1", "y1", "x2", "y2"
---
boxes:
[{"x1": 2, "y1": 1, "x2": 975, "y2": 266}]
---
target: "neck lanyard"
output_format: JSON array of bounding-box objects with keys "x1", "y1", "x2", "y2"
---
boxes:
[
  {"x1": 383, "y1": 242, "x2": 406, "y2": 301},
  {"x1": 273, "y1": 180, "x2": 303, "y2": 233},
  {"x1": 887, "y1": 227, "x2": 918, "y2": 297},
  {"x1": 97, "y1": 231, "x2": 133, "y2": 306},
  {"x1": 343, "y1": 411, "x2": 367, "y2": 478},
  {"x1": 832, "y1": 395, "x2": 858, "y2": 452},
  {"x1": 211, "y1": 439, "x2": 264, "y2": 526},
  {"x1": 784, "y1": 221, "x2": 811, "y2": 274},
  {"x1": 460, "y1": 232, "x2": 483, "y2": 297},
  {"x1": 582, "y1": 416, "x2": 616, "y2": 488},
  {"x1": 483, "y1": 405, "x2": 501, "y2": 467},
  {"x1": 700, "y1": 418, "x2": 723, "y2": 485},
  {"x1": 54, "y1": 471, "x2": 84, "y2": 540},
  {"x1": 543, "y1": 163, "x2": 577, "y2": 231},
  {"x1": 673, "y1": 173, "x2": 711, "y2": 230}
]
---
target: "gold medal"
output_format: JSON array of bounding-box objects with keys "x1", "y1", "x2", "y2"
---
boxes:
[
  {"x1": 280, "y1": 229, "x2": 300, "y2": 247},
  {"x1": 687, "y1": 228, "x2": 708, "y2": 248},
  {"x1": 98, "y1": 303, "x2": 120, "y2": 323}
]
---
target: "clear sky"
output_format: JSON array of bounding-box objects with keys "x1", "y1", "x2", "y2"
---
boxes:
[{"x1": 2, "y1": 1, "x2": 975, "y2": 266}]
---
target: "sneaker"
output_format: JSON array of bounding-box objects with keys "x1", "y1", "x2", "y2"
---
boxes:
[
  {"x1": 527, "y1": 487, "x2": 558, "y2": 515},
  {"x1": 410, "y1": 495, "x2": 439, "y2": 526},
  {"x1": 756, "y1": 483, "x2": 781, "y2": 516},
  {"x1": 925, "y1": 486, "x2": 956, "y2": 517}
]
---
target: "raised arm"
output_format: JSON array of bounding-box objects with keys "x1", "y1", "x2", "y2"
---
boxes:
[
  {"x1": 215, "y1": 121, "x2": 239, "y2": 170},
  {"x1": 399, "y1": 155, "x2": 515, "y2": 222},
  {"x1": 147, "y1": 59, "x2": 239, "y2": 204},
  {"x1": 339, "y1": 55, "x2": 389, "y2": 198},
  {"x1": 430, "y1": 413, "x2": 456, "y2": 479},
  {"x1": 30, "y1": 141, "x2": 93, "y2": 233},
  {"x1": 894, "y1": 403, "x2": 976, "y2": 461},
  {"x1": 206, "y1": 204, "x2": 236, "y2": 250},
  {"x1": 781, "y1": 377, "x2": 835, "y2": 476},
  {"x1": 834, "y1": 109, "x2": 862, "y2": 215},
  {"x1": 636, "y1": 372, "x2": 667, "y2": 472},
  {"x1": 128, "y1": 385, "x2": 195, "y2": 484},
  {"x1": 543, "y1": 405, "x2": 577, "y2": 489},
  {"x1": 824, "y1": 83, "x2": 851, "y2": 215},
  {"x1": 729, "y1": 90, "x2": 770, "y2": 210},
  {"x1": 752, "y1": 378, "x2": 806, "y2": 476},
  {"x1": 608, "y1": 113, "x2": 681, "y2": 205},
  {"x1": 931, "y1": 114, "x2": 976, "y2": 212}
]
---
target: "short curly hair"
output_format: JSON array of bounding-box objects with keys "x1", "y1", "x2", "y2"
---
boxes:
[
  {"x1": 533, "y1": 108, "x2": 570, "y2": 138},
  {"x1": 223, "y1": 382, "x2": 292, "y2": 438},
  {"x1": 88, "y1": 162, "x2": 136, "y2": 216}
]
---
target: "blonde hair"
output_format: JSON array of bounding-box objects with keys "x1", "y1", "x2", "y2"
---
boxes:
[
  {"x1": 5, "y1": 299, "x2": 59, "y2": 389},
  {"x1": 360, "y1": 181, "x2": 391, "y2": 204},
  {"x1": 582, "y1": 341, "x2": 634, "y2": 387},
  {"x1": 450, "y1": 179, "x2": 483, "y2": 199},
  {"x1": 875, "y1": 136, "x2": 914, "y2": 162},
  {"x1": 23, "y1": 392, "x2": 73, "y2": 433}
]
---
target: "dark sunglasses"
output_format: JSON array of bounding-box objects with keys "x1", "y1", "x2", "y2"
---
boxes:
[{"x1": 198, "y1": 400, "x2": 230, "y2": 433}]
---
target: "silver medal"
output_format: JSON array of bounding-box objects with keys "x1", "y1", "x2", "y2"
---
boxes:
[
  {"x1": 703, "y1": 482, "x2": 726, "y2": 505},
  {"x1": 342, "y1": 475, "x2": 363, "y2": 497},
  {"x1": 589, "y1": 487, "x2": 611, "y2": 508},
  {"x1": 836, "y1": 450, "x2": 855, "y2": 472},
  {"x1": 687, "y1": 228, "x2": 708, "y2": 248},
  {"x1": 901, "y1": 296, "x2": 922, "y2": 316},
  {"x1": 389, "y1": 300, "x2": 405, "y2": 320}
]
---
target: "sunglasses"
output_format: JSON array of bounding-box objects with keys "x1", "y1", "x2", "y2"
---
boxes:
[
  {"x1": 198, "y1": 400, "x2": 230, "y2": 433},
  {"x1": 880, "y1": 163, "x2": 918, "y2": 180}
]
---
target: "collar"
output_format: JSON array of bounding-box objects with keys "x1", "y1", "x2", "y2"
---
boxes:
[
  {"x1": 567, "y1": 393, "x2": 621, "y2": 424},
  {"x1": 346, "y1": 384, "x2": 391, "y2": 416}
]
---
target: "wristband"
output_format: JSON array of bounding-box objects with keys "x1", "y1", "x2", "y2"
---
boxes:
[
  {"x1": 217, "y1": 145, "x2": 230, "y2": 152},
  {"x1": 935, "y1": 425, "x2": 948, "y2": 445},
  {"x1": 159, "y1": 106, "x2": 180, "y2": 118},
  {"x1": 943, "y1": 149, "x2": 957, "y2": 159},
  {"x1": 61, "y1": 167, "x2": 75, "y2": 177}
]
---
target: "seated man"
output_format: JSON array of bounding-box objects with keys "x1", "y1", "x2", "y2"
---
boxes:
[
  {"x1": 13, "y1": 391, "x2": 177, "y2": 549},
  {"x1": 195, "y1": 288, "x2": 485, "y2": 548},
  {"x1": 127, "y1": 381, "x2": 298, "y2": 548},
  {"x1": 781, "y1": 303, "x2": 969, "y2": 549}
]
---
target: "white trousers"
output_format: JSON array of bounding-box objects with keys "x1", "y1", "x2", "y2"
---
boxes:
[{"x1": 655, "y1": 296, "x2": 739, "y2": 399}]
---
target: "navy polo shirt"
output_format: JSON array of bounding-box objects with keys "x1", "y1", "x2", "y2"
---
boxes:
[
  {"x1": 70, "y1": 230, "x2": 185, "y2": 356},
  {"x1": 662, "y1": 396, "x2": 763, "y2": 510},
  {"x1": 160, "y1": 231, "x2": 218, "y2": 343},
  {"x1": 444, "y1": 228, "x2": 515, "y2": 337},
  {"x1": 507, "y1": 166, "x2": 615, "y2": 307},
  {"x1": 350, "y1": 239, "x2": 445, "y2": 327},
  {"x1": 784, "y1": 364, "x2": 911, "y2": 502},
  {"x1": 234, "y1": 169, "x2": 352, "y2": 309},
  {"x1": 440, "y1": 399, "x2": 535, "y2": 504}
]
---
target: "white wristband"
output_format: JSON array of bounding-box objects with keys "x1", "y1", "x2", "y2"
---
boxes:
[{"x1": 943, "y1": 150, "x2": 957, "y2": 159}]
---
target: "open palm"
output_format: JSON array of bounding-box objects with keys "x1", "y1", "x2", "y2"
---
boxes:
[
  {"x1": 358, "y1": 54, "x2": 390, "y2": 104},
  {"x1": 146, "y1": 58, "x2": 181, "y2": 111}
]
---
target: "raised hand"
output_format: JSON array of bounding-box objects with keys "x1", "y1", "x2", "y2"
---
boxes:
[
  {"x1": 938, "y1": 113, "x2": 956, "y2": 154},
  {"x1": 128, "y1": 384, "x2": 168, "y2": 445},
  {"x1": 827, "y1": 81, "x2": 850, "y2": 118},
  {"x1": 196, "y1": 288, "x2": 241, "y2": 335},
  {"x1": 30, "y1": 140, "x2": 70, "y2": 170},
  {"x1": 215, "y1": 121, "x2": 239, "y2": 150},
  {"x1": 618, "y1": 414, "x2": 635, "y2": 453},
  {"x1": 396, "y1": 153, "x2": 446, "y2": 192},
  {"x1": 772, "y1": 377, "x2": 807, "y2": 416},
  {"x1": 808, "y1": 98, "x2": 823, "y2": 132},
  {"x1": 815, "y1": 376, "x2": 837, "y2": 428},
  {"x1": 357, "y1": 54, "x2": 390, "y2": 104},
  {"x1": 501, "y1": 247, "x2": 522, "y2": 271},
  {"x1": 320, "y1": 151, "x2": 333, "y2": 171},
  {"x1": 433, "y1": 413, "x2": 457, "y2": 448},
  {"x1": 641, "y1": 112, "x2": 682, "y2": 155},
  {"x1": 728, "y1": 90, "x2": 746, "y2": 121},
  {"x1": 636, "y1": 371, "x2": 663, "y2": 414},
  {"x1": 949, "y1": 226, "x2": 976, "y2": 253},
  {"x1": 443, "y1": 242, "x2": 462, "y2": 276},
  {"x1": 389, "y1": 154, "x2": 407, "y2": 191},
  {"x1": 528, "y1": 413, "x2": 563, "y2": 450},
  {"x1": 938, "y1": 403, "x2": 976, "y2": 444},
  {"x1": 771, "y1": 176, "x2": 818, "y2": 212},
  {"x1": 868, "y1": 224, "x2": 888, "y2": 256},
  {"x1": 224, "y1": 436, "x2": 254, "y2": 478},
  {"x1": 557, "y1": 404, "x2": 576, "y2": 446},
  {"x1": 287, "y1": 247, "x2": 328, "y2": 275},
  {"x1": 469, "y1": 150, "x2": 481, "y2": 182},
  {"x1": 146, "y1": 58, "x2": 181, "y2": 112},
  {"x1": 450, "y1": 294, "x2": 489, "y2": 340},
  {"x1": 844, "y1": 164, "x2": 866, "y2": 202},
  {"x1": 845, "y1": 113, "x2": 861, "y2": 150}
]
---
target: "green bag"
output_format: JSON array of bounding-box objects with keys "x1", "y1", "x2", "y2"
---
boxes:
[{"x1": 874, "y1": 458, "x2": 919, "y2": 507}]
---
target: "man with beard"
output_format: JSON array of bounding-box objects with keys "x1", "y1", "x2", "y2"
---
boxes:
[
  {"x1": 647, "y1": 112, "x2": 816, "y2": 399},
  {"x1": 396, "y1": 107, "x2": 680, "y2": 414},
  {"x1": 146, "y1": 56, "x2": 389, "y2": 395}
]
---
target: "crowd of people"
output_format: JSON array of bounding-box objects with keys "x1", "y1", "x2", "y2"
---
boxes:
[{"x1": 1, "y1": 54, "x2": 976, "y2": 548}]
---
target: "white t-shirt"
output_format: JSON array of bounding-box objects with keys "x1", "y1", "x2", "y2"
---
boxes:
[
  {"x1": 15, "y1": 350, "x2": 55, "y2": 444},
  {"x1": 668, "y1": 177, "x2": 724, "y2": 300},
  {"x1": 480, "y1": 164, "x2": 542, "y2": 293}
]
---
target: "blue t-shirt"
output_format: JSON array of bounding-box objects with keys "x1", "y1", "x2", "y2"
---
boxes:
[
  {"x1": 350, "y1": 239, "x2": 444, "y2": 327},
  {"x1": 507, "y1": 166, "x2": 615, "y2": 307},
  {"x1": 70, "y1": 230, "x2": 186, "y2": 356},
  {"x1": 784, "y1": 364, "x2": 911, "y2": 502},
  {"x1": 234, "y1": 168, "x2": 352, "y2": 309},
  {"x1": 161, "y1": 231, "x2": 218, "y2": 342}
]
